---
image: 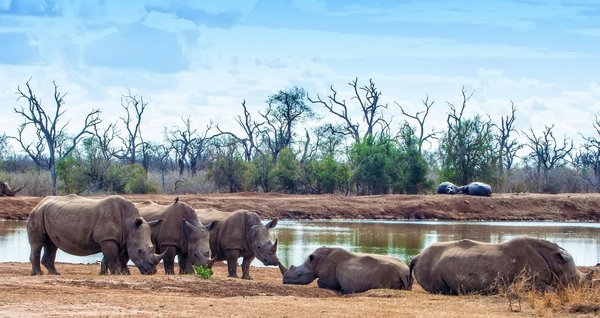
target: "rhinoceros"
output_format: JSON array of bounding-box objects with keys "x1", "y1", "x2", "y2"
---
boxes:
[
  {"x1": 27, "y1": 195, "x2": 164, "y2": 275},
  {"x1": 436, "y1": 182, "x2": 461, "y2": 194},
  {"x1": 409, "y1": 237, "x2": 593, "y2": 294},
  {"x1": 196, "y1": 208, "x2": 279, "y2": 279},
  {"x1": 0, "y1": 180, "x2": 23, "y2": 196},
  {"x1": 279, "y1": 247, "x2": 411, "y2": 294},
  {"x1": 459, "y1": 182, "x2": 492, "y2": 196},
  {"x1": 135, "y1": 200, "x2": 216, "y2": 275}
]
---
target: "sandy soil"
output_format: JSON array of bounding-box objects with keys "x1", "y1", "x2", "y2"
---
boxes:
[
  {"x1": 2, "y1": 192, "x2": 600, "y2": 221},
  {"x1": 1, "y1": 193, "x2": 599, "y2": 317}
]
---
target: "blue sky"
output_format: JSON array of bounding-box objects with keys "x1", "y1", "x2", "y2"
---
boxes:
[{"x1": 1, "y1": 0, "x2": 599, "y2": 152}]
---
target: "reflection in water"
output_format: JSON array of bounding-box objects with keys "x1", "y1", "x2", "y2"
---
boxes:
[
  {"x1": 272, "y1": 221, "x2": 600, "y2": 267},
  {"x1": 1, "y1": 220, "x2": 599, "y2": 267}
]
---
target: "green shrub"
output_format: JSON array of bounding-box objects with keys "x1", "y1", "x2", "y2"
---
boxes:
[{"x1": 192, "y1": 265, "x2": 213, "y2": 279}]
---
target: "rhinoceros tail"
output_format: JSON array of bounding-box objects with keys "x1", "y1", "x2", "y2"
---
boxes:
[{"x1": 408, "y1": 256, "x2": 418, "y2": 291}]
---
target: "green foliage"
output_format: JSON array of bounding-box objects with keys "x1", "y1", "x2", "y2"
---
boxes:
[
  {"x1": 192, "y1": 264, "x2": 213, "y2": 279},
  {"x1": 106, "y1": 163, "x2": 157, "y2": 194},
  {"x1": 349, "y1": 135, "x2": 397, "y2": 194},
  {"x1": 310, "y1": 155, "x2": 349, "y2": 194},
  {"x1": 273, "y1": 148, "x2": 300, "y2": 193},
  {"x1": 438, "y1": 115, "x2": 498, "y2": 185},
  {"x1": 249, "y1": 154, "x2": 275, "y2": 192},
  {"x1": 56, "y1": 155, "x2": 89, "y2": 194},
  {"x1": 207, "y1": 155, "x2": 247, "y2": 192}
]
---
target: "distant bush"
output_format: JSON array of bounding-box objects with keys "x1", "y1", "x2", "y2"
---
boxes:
[{"x1": 106, "y1": 163, "x2": 157, "y2": 194}]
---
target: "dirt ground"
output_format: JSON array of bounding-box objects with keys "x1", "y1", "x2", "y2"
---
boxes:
[
  {"x1": 1, "y1": 193, "x2": 600, "y2": 317},
  {"x1": 2, "y1": 192, "x2": 600, "y2": 221}
]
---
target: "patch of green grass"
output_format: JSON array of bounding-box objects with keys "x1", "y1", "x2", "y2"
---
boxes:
[{"x1": 192, "y1": 265, "x2": 213, "y2": 279}]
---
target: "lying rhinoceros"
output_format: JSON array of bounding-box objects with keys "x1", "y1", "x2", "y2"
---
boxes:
[
  {"x1": 196, "y1": 208, "x2": 279, "y2": 279},
  {"x1": 279, "y1": 247, "x2": 411, "y2": 294},
  {"x1": 436, "y1": 182, "x2": 461, "y2": 194},
  {"x1": 459, "y1": 182, "x2": 492, "y2": 196},
  {"x1": 135, "y1": 200, "x2": 216, "y2": 275},
  {"x1": 410, "y1": 237, "x2": 593, "y2": 294},
  {"x1": 27, "y1": 195, "x2": 164, "y2": 275},
  {"x1": 0, "y1": 180, "x2": 23, "y2": 196}
]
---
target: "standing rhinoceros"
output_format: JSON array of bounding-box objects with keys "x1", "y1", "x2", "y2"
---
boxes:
[
  {"x1": 196, "y1": 208, "x2": 279, "y2": 280},
  {"x1": 135, "y1": 200, "x2": 216, "y2": 275},
  {"x1": 458, "y1": 182, "x2": 492, "y2": 196},
  {"x1": 436, "y1": 182, "x2": 461, "y2": 194},
  {"x1": 410, "y1": 237, "x2": 592, "y2": 294},
  {"x1": 27, "y1": 195, "x2": 164, "y2": 275},
  {"x1": 279, "y1": 247, "x2": 411, "y2": 294}
]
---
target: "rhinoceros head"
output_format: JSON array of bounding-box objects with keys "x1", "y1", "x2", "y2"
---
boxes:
[
  {"x1": 184, "y1": 219, "x2": 216, "y2": 268},
  {"x1": 249, "y1": 218, "x2": 279, "y2": 266},
  {"x1": 280, "y1": 253, "x2": 318, "y2": 285},
  {"x1": 126, "y1": 218, "x2": 165, "y2": 275}
]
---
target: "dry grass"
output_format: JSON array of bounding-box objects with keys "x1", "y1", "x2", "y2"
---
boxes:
[{"x1": 498, "y1": 269, "x2": 600, "y2": 317}]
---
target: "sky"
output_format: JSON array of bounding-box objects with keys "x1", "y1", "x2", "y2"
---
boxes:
[{"x1": 1, "y1": 0, "x2": 599, "y2": 154}]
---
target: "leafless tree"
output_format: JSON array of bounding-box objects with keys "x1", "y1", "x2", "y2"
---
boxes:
[
  {"x1": 116, "y1": 90, "x2": 147, "y2": 166},
  {"x1": 523, "y1": 124, "x2": 573, "y2": 177},
  {"x1": 217, "y1": 100, "x2": 264, "y2": 162},
  {"x1": 189, "y1": 121, "x2": 222, "y2": 176},
  {"x1": 11, "y1": 80, "x2": 101, "y2": 194},
  {"x1": 93, "y1": 122, "x2": 119, "y2": 162},
  {"x1": 166, "y1": 117, "x2": 197, "y2": 176},
  {"x1": 395, "y1": 95, "x2": 439, "y2": 152},
  {"x1": 495, "y1": 102, "x2": 523, "y2": 174},
  {"x1": 308, "y1": 77, "x2": 388, "y2": 142}
]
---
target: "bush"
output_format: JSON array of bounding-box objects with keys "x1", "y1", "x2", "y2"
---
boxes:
[
  {"x1": 56, "y1": 155, "x2": 89, "y2": 194},
  {"x1": 106, "y1": 163, "x2": 157, "y2": 194}
]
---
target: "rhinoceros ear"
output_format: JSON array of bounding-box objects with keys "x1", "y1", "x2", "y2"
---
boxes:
[
  {"x1": 552, "y1": 252, "x2": 569, "y2": 263},
  {"x1": 183, "y1": 220, "x2": 196, "y2": 237},
  {"x1": 266, "y1": 218, "x2": 278, "y2": 229},
  {"x1": 309, "y1": 254, "x2": 315, "y2": 262},
  {"x1": 205, "y1": 221, "x2": 218, "y2": 231},
  {"x1": 134, "y1": 218, "x2": 144, "y2": 228}
]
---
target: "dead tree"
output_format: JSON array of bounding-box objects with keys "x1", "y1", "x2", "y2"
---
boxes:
[
  {"x1": 93, "y1": 122, "x2": 119, "y2": 162},
  {"x1": 395, "y1": 95, "x2": 439, "y2": 152},
  {"x1": 217, "y1": 100, "x2": 264, "y2": 162},
  {"x1": 116, "y1": 90, "x2": 147, "y2": 167},
  {"x1": 12, "y1": 80, "x2": 101, "y2": 195},
  {"x1": 190, "y1": 121, "x2": 224, "y2": 176},
  {"x1": 495, "y1": 102, "x2": 523, "y2": 174},
  {"x1": 523, "y1": 125, "x2": 573, "y2": 177},
  {"x1": 308, "y1": 77, "x2": 388, "y2": 142},
  {"x1": 166, "y1": 117, "x2": 197, "y2": 176}
]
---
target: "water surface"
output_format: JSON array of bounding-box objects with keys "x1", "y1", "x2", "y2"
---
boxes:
[{"x1": 2, "y1": 220, "x2": 599, "y2": 267}]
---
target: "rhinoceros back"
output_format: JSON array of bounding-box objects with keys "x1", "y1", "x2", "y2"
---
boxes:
[{"x1": 29, "y1": 195, "x2": 133, "y2": 256}]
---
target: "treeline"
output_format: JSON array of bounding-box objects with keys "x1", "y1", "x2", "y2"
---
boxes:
[{"x1": 1, "y1": 78, "x2": 600, "y2": 196}]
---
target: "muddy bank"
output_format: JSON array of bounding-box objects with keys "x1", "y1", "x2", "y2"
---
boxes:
[{"x1": 1, "y1": 192, "x2": 600, "y2": 221}]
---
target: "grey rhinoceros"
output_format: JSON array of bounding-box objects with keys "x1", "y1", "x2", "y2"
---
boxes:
[
  {"x1": 436, "y1": 182, "x2": 461, "y2": 194},
  {"x1": 410, "y1": 237, "x2": 593, "y2": 294},
  {"x1": 459, "y1": 182, "x2": 492, "y2": 196},
  {"x1": 196, "y1": 208, "x2": 279, "y2": 279},
  {"x1": 279, "y1": 247, "x2": 411, "y2": 294},
  {"x1": 135, "y1": 200, "x2": 216, "y2": 275},
  {"x1": 0, "y1": 180, "x2": 23, "y2": 196},
  {"x1": 27, "y1": 195, "x2": 164, "y2": 275}
]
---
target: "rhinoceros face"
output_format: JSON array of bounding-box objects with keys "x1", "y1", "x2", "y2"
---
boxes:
[
  {"x1": 550, "y1": 248, "x2": 586, "y2": 287},
  {"x1": 127, "y1": 218, "x2": 164, "y2": 275},
  {"x1": 250, "y1": 219, "x2": 279, "y2": 266},
  {"x1": 185, "y1": 220, "x2": 215, "y2": 268},
  {"x1": 282, "y1": 254, "x2": 317, "y2": 285}
]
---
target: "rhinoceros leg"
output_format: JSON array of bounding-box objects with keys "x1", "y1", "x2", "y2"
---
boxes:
[
  {"x1": 161, "y1": 246, "x2": 177, "y2": 275},
  {"x1": 118, "y1": 252, "x2": 131, "y2": 275},
  {"x1": 223, "y1": 249, "x2": 241, "y2": 278},
  {"x1": 41, "y1": 242, "x2": 60, "y2": 275},
  {"x1": 29, "y1": 242, "x2": 44, "y2": 276},
  {"x1": 241, "y1": 256, "x2": 255, "y2": 280},
  {"x1": 99, "y1": 240, "x2": 123, "y2": 275},
  {"x1": 178, "y1": 253, "x2": 193, "y2": 275}
]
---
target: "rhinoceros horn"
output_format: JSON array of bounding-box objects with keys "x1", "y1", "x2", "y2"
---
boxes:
[
  {"x1": 207, "y1": 256, "x2": 218, "y2": 268},
  {"x1": 271, "y1": 238, "x2": 278, "y2": 253},
  {"x1": 154, "y1": 251, "x2": 166, "y2": 265},
  {"x1": 278, "y1": 261, "x2": 288, "y2": 275}
]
